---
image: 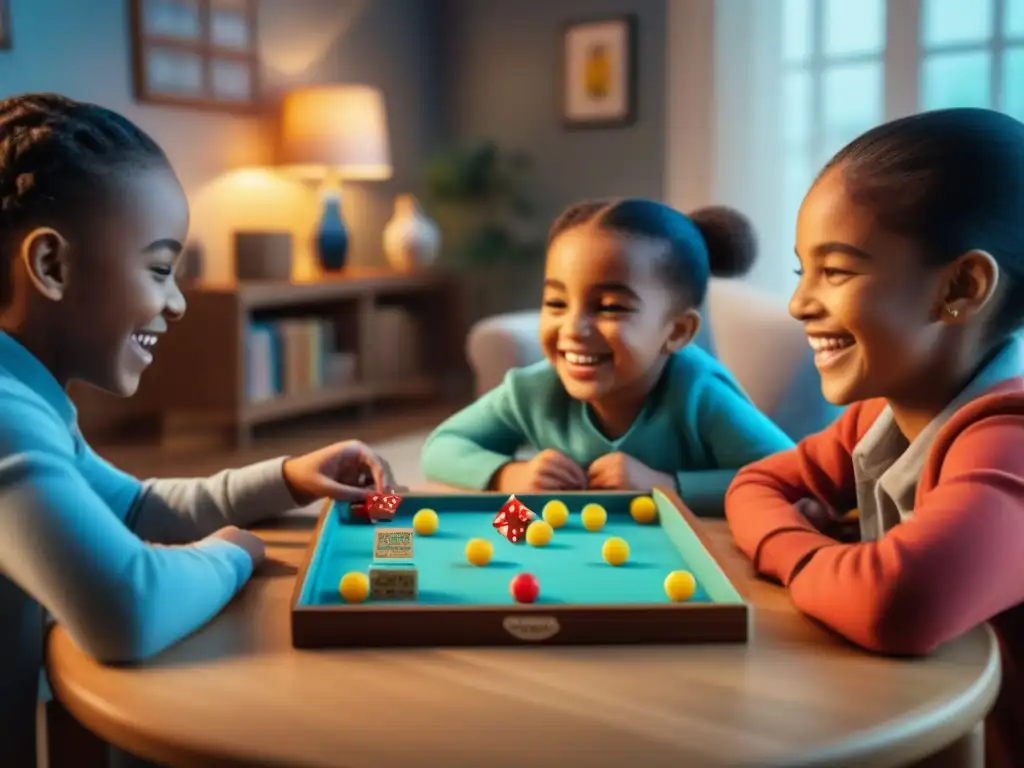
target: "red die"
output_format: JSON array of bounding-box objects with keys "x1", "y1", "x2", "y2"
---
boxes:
[
  {"x1": 367, "y1": 493, "x2": 402, "y2": 523},
  {"x1": 492, "y1": 494, "x2": 535, "y2": 543},
  {"x1": 348, "y1": 493, "x2": 403, "y2": 523},
  {"x1": 348, "y1": 502, "x2": 372, "y2": 523}
]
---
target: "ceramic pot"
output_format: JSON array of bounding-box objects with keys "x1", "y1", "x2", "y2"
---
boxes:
[
  {"x1": 316, "y1": 192, "x2": 349, "y2": 272},
  {"x1": 383, "y1": 194, "x2": 440, "y2": 271}
]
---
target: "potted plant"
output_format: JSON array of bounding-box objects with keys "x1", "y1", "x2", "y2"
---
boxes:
[{"x1": 422, "y1": 142, "x2": 544, "y2": 319}]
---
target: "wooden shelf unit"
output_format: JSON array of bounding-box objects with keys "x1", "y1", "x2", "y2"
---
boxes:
[{"x1": 124, "y1": 268, "x2": 465, "y2": 447}]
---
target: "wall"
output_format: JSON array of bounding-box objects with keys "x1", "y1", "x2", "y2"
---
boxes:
[
  {"x1": 0, "y1": 0, "x2": 443, "y2": 281},
  {"x1": 0, "y1": 0, "x2": 667, "y2": 296},
  {"x1": 0, "y1": 0, "x2": 443, "y2": 437},
  {"x1": 441, "y1": 0, "x2": 666, "y2": 234},
  {"x1": 666, "y1": 0, "x2": 794, "y2": 297}
]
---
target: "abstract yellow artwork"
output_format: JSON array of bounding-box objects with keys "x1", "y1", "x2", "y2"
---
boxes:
[{"x1": 562, "y1": 15, "x2": 636, "y2": 128}]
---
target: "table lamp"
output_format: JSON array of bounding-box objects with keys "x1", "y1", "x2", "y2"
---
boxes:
[{"x1": 278, "y1": 85, "x2": 393, "y2": 272}]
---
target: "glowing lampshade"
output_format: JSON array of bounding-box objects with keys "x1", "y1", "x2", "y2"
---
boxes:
[
  {"x1": 277, "y1": 85, "x2": 393, "y2": 271},
  {"x1": 278, "y1": 85, "x2": 392, "y2": 181}
]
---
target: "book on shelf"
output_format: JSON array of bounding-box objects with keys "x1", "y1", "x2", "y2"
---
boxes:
[
  {"x1": 371, "y1": 307, "x2": 422, "y2": 380},
  {"x1": 244, "y1": 318, "x2": 357, "y2": 403}
]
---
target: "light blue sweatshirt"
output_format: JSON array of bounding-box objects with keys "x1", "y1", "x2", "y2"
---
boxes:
[
  {"x1": 0, "y1": 332, "x2": 298, "y2": 768},
  {"x1": 422, "y1": 347, "x2": 794, "y2": 514}
]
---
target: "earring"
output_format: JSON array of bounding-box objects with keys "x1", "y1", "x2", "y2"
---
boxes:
[{"x1": 946, "y1": 306, "x2": 960, "y2": 318}]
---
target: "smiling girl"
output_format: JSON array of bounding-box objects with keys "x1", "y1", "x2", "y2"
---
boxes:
[
  {"x1": 725, "y1": 108, "x2": 1024, "y2": 766},
  {"x1": 0, "y1": 94, "x2": 397, "y2": 767},
  {"x1": 422, "y1": 198, "x2": 793, "y2": 513}
]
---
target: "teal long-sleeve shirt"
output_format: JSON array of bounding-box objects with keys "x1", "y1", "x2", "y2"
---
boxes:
[
  {"x1": 422, "y1": 347, "x2": 795, "y2": 515},
  {"x1": 0, "y1": 332, "x2": 299, "y2": 768}
]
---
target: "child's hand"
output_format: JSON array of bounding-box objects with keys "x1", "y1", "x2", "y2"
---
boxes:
[
  {"x1": 794, "y1": 498, "x2": 860, "y2": 542},
  {"x1": 587, "y1": 452, "x2": 674, "y2": 491},
  {"x1": 493, "y1": 450, "x2": 587, "y2": 492},
  {"x1": 209, "y1": 526, "x2": 266, "y2": 567},
  {"x1": 283, "y1": 440, "x2": 396, "y2": 505},
  {"x1": 794, "y1": 497, "x2": 833, "y2": 529}
]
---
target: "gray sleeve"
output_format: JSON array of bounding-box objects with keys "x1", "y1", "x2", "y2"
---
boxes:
[{"x1": 126, "y1": 457, "x2": 299, "y2": 544}]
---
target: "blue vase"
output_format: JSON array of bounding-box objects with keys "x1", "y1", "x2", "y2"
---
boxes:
[{"x1": 315, "y1": 195, "x2": 349, "y2": 272}]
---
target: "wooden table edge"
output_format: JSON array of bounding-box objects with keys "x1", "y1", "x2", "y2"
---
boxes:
[
  {"x1": 46, "y1": 615, "x2": 1002, "y2": 768},
  {"x1": 44, "y1": 501, "x2": 1005, "y2": 768},
  {"x1": 782, "y1": 623, "x2": 1001, "y2": 767}
]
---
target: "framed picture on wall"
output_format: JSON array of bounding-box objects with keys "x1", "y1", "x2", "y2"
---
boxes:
[
  {"x1": 0, "y1": 0, "x2": 12, "y2": 50},
  {"x1": 561, "y1": 14, "x2": 637, "y2": 129},
  {"x1": 129, "y1": 0, "x2": 260, "y2": 112}
]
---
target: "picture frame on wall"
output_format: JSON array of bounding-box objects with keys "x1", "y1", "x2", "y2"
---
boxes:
[
  {"x1": 561, "y1": 14, "x2": 637, "y2": 129},
  {"x1": 0, "y1": 0, "x2": 12, "y2": 50},
  {"x1": 129, "y1": 0, "x2": 260, "y2": 112}
]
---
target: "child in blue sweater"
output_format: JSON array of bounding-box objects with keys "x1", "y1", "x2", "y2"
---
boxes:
[
  {"x1": 422, "y1": 198, "x2": 794, "y2": 513},
  {"x1": 0, "y1": 94, "x2": 397, "y2": 768}
]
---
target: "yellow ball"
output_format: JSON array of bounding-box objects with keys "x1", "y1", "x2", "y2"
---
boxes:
[
  {"x1": 339, "y1": 571, "x2": 369, "y2": 603},
  {"x1": 629, "y1": 495, "x2": 658, "y2": 524},
  {"x1": 581, "y1": 503, "x2": 607, "y2": 532},
  {"x1": 413, "y1": 508, "x2": 439, "y2": 535},
  {"x1": 465, "y1": 537, "x2": 494, "y2": 566},
  {"x1": 541, "y1": 500, "x2": 569, "y2": 528},
  {"x1": 526, "y1": 520, "x2": 554, "y2": 547},
  {"x1": 664, "y1": 570, "x2": 697, "y2": 602},
  {"x1": 602, "y1": 537, "x2": 630, "y2": 566}
]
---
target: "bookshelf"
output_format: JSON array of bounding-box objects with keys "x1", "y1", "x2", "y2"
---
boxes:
[{"x1": 122, "y1": 268, "x2": 465, "y2": 447}]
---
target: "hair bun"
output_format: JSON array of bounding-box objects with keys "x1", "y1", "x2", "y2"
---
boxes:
[{"x1": 689, "y1": 205, "x2": 758, "y2": 278}]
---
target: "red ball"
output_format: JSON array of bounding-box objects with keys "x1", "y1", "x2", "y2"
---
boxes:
[{"x1": 510, "y1": 573, "x2": 540, "y2": 604}]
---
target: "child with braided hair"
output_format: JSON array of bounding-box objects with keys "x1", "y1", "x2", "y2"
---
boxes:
[{"x1": 0, "y1": 93, "x2": 399, "y2": 767}]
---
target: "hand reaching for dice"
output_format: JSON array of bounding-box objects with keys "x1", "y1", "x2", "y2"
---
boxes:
[
  {"x1": 586, "y1": 452, "x2": 674, "y2": 492},
  {"x1": 492, "y1": 449, "x2": 587, "y2": 492},
  {"x1": 283, "y1": 440, "x2": 397, "y2": 506}
]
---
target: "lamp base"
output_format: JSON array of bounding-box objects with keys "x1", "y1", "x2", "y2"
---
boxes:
[{"x1": 315, "y1": 192, "x2": 349, "y2": 272}]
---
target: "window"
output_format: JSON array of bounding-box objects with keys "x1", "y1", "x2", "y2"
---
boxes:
[
  {"x1": 920, "y1": 0, "x2": 1024, "y2": 119},
  {"x1": 773, "y1": 0, "x2": 1024, "y2": 293},
  {"x1": 666, "y1": 0, "x2": 1024, "y2": 298},
  {"x1": 779, "y1": 0, "x2": 886, "y2": 283}
]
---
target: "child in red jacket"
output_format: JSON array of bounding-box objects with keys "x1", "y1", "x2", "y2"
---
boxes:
[{"x1": 725, "y1": 108, "x2": 1024, "y2": 767}]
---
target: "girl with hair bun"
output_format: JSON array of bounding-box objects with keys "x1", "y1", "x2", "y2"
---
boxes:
[{"x1": 423, "y1": 197, "x2": 792, "y2": 510}]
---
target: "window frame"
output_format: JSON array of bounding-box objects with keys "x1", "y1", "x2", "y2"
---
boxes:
[
  {"x1": 664, "y1": 0, "x2": 1024, "y2": 299},
  {"x1": 775, "y1": 0, "x2": 1023, "y2": 291},
  {"x1": 782, "y1": 0, "x2": 888, "y2": 173},
  {"x1": 917, "y1": 0, "x2": 1024, "y2": 113},
  {"x1": 783, "y1": 0, "x2": 1024, "y2": 156}
]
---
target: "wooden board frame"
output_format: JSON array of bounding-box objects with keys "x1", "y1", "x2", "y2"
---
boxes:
[{"x1": 290, "y1": 488, "x2": 751, "y2": 648}]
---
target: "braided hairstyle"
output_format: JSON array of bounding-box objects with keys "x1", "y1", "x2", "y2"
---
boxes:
[
  {"x1": 548, "y1": 198, "x2": 757, "y2": 307},
  {"x1": 0, "y1": 93, "x2": 169, "y2": 305}
]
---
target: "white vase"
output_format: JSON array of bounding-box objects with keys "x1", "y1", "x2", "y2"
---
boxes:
[{"x1": 383, "y1": 194, "x2": 441, "y2": 271}]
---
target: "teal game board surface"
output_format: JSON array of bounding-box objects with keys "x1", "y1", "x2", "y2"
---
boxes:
[{"x1": 291, "y1": 489, "x2": 750, "y2": 648}]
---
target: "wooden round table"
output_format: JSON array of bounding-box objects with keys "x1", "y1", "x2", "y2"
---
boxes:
[{"x1": 46, "y1": 514, "x2": 1000, "y2": 768}]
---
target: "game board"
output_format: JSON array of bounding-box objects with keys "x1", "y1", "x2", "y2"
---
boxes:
[{"x1": 290, "y1": 488, "x2": 751, "y2": 648}]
